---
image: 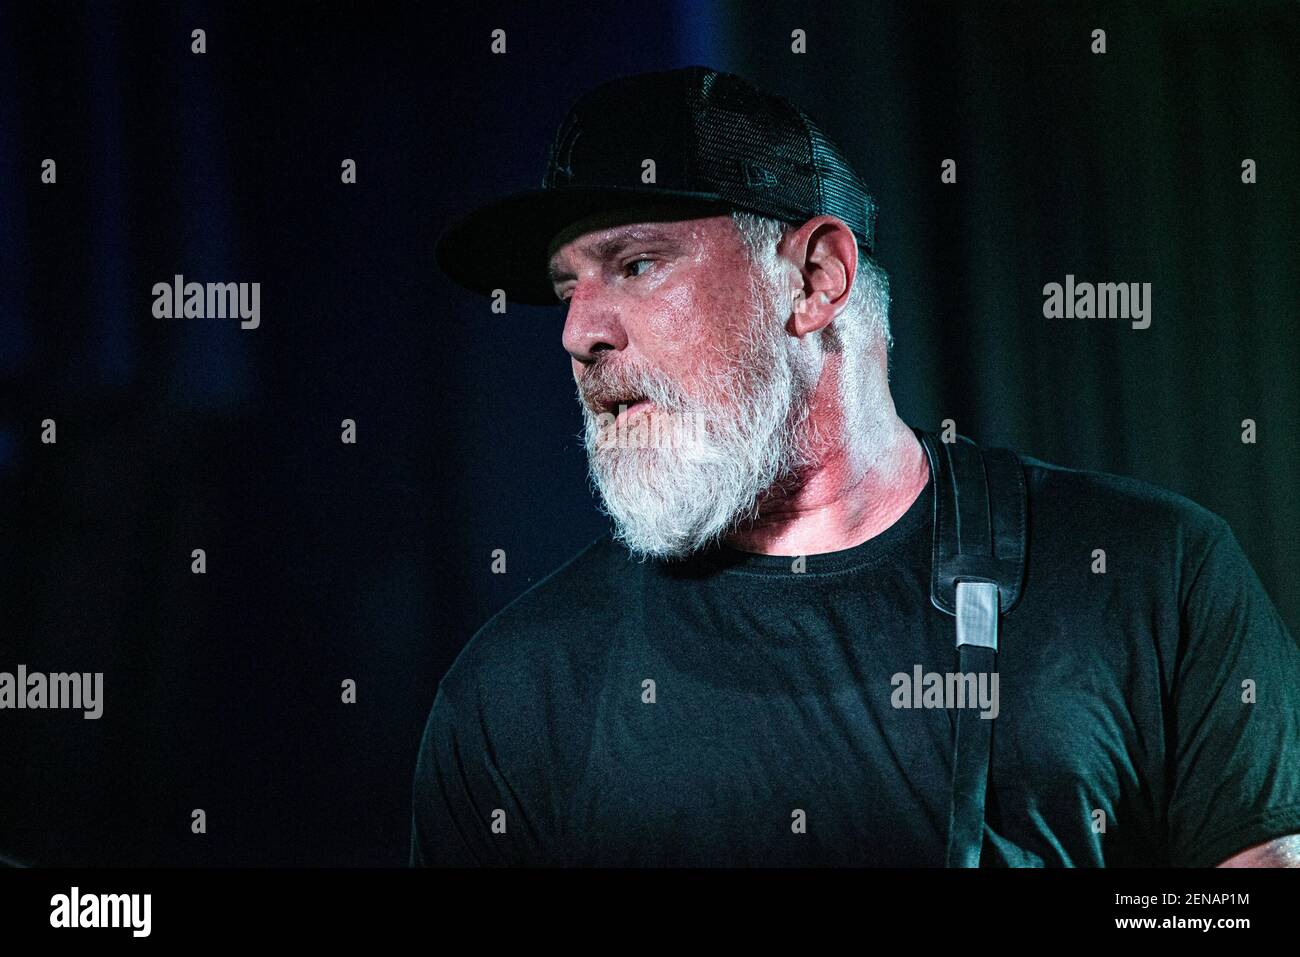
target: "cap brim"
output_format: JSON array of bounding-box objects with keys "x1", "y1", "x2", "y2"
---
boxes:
[{"x1": 435, "y1": 186, "x2": 733, "y2": 306}]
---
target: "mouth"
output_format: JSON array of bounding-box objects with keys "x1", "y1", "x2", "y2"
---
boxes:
[{"x1": 595, "y1": 395, "x2": 650, "y2": 417}]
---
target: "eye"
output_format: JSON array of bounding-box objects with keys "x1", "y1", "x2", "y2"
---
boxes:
[{"x1": 623, "y1": 257, "x2": 655, "y2": 278}]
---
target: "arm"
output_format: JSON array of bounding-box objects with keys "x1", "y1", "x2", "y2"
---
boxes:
[
  {"x1": 1164, "y1": 519, "x2": 1300, "y2": 867},
  {"x1": 409, "y1": 681, "x2": 509, "y2": 867},
  {"x1": 1217, "y1": 833, "x2": 1300, "y2": 867},
  {"x1": 410, "y1": 674, "x2": 552, "y2": 867}
]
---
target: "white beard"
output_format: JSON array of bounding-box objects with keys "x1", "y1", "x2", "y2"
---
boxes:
[{"x1": 579, "y1": 266, "x2": 820, "y2": 560}]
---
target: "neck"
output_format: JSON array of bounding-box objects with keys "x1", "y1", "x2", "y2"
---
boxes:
[{"x1": 723, "y1": 373, "x2": 929, "y2": 557}]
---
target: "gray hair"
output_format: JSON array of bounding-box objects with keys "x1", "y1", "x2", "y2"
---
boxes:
[
  {"x1": 730, "y1": 210, "x2": 896, "y2": 474},
  {"x1": 729, "y1": 210, "x2": 894, "y2": 357}
]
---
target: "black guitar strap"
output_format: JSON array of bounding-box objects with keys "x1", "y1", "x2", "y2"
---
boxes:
[{"x1": 917, "y1": 430, "x2": 1028, "y2": 867}]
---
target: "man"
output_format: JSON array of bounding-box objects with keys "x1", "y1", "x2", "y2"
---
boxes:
[{"x1": 413, "y1": 65, "x2": 1300, "y2": 866}]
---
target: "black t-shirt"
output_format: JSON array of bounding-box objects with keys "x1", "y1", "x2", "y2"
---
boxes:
[{"x1": 410, "y1": 441, "x2": 1300, "y2": 866}]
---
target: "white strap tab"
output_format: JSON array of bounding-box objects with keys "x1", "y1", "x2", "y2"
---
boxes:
[{"x1": 955, "y1": 581, "x2": 999, "y2": 651}]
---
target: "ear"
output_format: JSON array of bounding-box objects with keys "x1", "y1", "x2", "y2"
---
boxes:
[{"x1": 782, "y1": 215, "x2": 858, "y2": 338}]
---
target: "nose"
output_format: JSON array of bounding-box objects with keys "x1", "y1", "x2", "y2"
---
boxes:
[{"x1": 561, "y1": 282, "x2": 627, "y2": 364}]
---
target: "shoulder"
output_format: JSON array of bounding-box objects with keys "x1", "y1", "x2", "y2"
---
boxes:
[
  {"x1": 437, "y1": 533, "x2": 637, "y2": 704},
  {"x1": 1005, "y1": 447, "x2": 1239, "y2": 606},
  {"x1": 1015, "y1": 449, "x2": 1230, "y2": 548}
]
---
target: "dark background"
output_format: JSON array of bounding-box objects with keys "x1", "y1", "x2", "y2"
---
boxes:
[{"x1": 0, "y1": 0, "x2": 1295, "y2": 866}]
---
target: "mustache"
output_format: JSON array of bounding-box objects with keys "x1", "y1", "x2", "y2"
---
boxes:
[{"x1": 577, "y1": 359, "x2": 687, "y2": 415}]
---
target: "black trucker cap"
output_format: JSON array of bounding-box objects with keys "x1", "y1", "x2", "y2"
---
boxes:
[{"x1": 434, "y1": 65, "x2": 879, "y2": 306}]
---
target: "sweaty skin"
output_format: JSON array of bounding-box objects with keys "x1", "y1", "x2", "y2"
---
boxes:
[{"x1": 548, "y1": 204, "x2": 928, "y2": 559}]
